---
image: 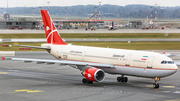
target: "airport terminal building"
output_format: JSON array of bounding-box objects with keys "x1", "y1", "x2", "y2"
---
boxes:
[
  {"x1": 54, "y1": 20, "x2": 104, "y2": 29},
  {"x1": 0, "y1": 19, "x2": 147, "y2": 29},
  {"x1": 0, "y1": 20, "x2": 104, "y2": 29},
  {"x1": 0, "y1": 21, "x2": 39, "y2": 29}
]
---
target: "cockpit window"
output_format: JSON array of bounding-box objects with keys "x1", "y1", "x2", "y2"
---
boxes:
[
  {"x1": 161, "y1": 61, "x2": 165, "y2": 64},
  {"x1": 161, "y1": 61, "x2": 174, "y2": 64}
]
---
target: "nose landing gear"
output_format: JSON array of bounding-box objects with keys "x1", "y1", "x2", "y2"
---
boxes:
[{"x1": 153, "y1": 77, "x2": 160, "y2": 89}]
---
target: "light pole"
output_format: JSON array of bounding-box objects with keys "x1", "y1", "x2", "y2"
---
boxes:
[
  {"x1": 39, "y1": 7, "x2": 42, "y2": 21},
  {"x1": 155, "y1": 4, "x2": 158, "y2": 25},
  {"x1": 7, "y1": 0, "x2": 8, "y2": 21},
  {"x1": 47, "y1": 1, "x2": 50, "y2": 12},
  {"x1": 24, "y1": 5, "x2": 26, "y2": 19},
  {"x1": 98, "y1": 2, "x2": 101, "y2": 20},
  {"x1": 0, "y1": 8, "x2": 3, "y2": 21},
  {"x1": 65, "y1": 8, "x2": 67, "y2": 21}
]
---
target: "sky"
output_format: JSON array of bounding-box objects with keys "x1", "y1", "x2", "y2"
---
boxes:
[{"x1": 0, "y1": 0, "x2": 180, "y2": 7}]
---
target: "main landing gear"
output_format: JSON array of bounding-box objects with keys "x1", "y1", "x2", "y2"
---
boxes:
[
  {"x1": 82, "y1": 78, "x2": 93, "y2": 84},
  {"x1": 117, "y1": 76, "x2": 128, "y2": 82},
  {"x1": 153, "y1": 77, "x2": 160, "y2": 89}
]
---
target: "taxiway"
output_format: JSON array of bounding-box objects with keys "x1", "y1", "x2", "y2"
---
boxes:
[
  {"x1": 0, "y1": 29, "x2": 180, "y2": 34},
  {"x1": 2, "y1": 38, "x2": 180, "y2": 42},
  {"x1": 0, "y1": 51, "x2": 180, "y2": 101}
]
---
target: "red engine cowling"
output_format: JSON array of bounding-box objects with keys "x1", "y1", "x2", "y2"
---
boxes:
[{"x1": 83, "y1": 68, "x2": 105, "y2": 82}]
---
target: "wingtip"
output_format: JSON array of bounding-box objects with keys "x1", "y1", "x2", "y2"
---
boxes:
[{"x1": 2, "y1": 56, "x2": 5, "y2": 60}]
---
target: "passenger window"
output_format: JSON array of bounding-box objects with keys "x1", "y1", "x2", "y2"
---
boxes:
[
  {"x1": 164, "y1": 61, "x2": 167, "y2": 64},
  {"x1": 161, "y1": 61, "x2": 164, "y2": 64}
]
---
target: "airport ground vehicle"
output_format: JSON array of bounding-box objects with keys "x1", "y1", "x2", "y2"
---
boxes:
[{"x1": 18, "y1": 27, "x2": 23, "y2": 30}]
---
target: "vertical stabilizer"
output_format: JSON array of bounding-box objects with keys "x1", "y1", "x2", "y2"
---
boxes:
[
  {"x1": 41, "y1": 10, "x2": 67, "y2": 45},
  {"x1": 112, "y1": 21, "x2": 114, "y2": 28}
]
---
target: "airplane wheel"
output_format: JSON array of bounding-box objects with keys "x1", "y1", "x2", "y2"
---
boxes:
[
  {"x1": 117, "y1": 76, "x2": 128, "y2": 82},
  {"x1": 153, "y1": 83, "x2": 159, "y2": 89},
  {"x1": 121, "y1": 77, "x2": 125, "y2": 82},
  {"x1": 124, "y1": 77, "x2": 128, "y2": 82},
  {"x1": 87, "y1": 80, "x2": 93, "y2": 84},
  {"x1": 156, "y1": 84, "x2": 159, "y2": 88},
  {"x1": 87, "y1": 80, "x2": 90, "y2": 84},
  {"x1": 83, "y1": 78, "x2": 93, "y2": 84},
  {"x1": 82, "y1": 78, "x2": 87, "y2": 84},
  {"x1": 90, "y1": 81, "x2": 93, "y2": 84},
  {"x1": 117, "y1": 77, "x2": 121, "y2": 82}
]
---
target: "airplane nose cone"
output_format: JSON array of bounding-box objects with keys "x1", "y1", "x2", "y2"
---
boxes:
[
  {"x1": 173, "y1": 64, "x2": 178, "y2": 70},
  {"x1": 170, "y1": 64, "x2": 178, "y2": 74}
]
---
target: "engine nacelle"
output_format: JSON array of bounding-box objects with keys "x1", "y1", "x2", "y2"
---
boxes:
[{"x1": 83, "y1": 68, "x2": 105, "y2": 82}]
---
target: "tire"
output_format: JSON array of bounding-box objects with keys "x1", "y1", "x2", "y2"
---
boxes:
[
  {"x1": 121, "y1": 77, "x2": 125, "y2": 82},
  {"x1": 90, "y1": 81, "x2": 93, "y2": 84},
  {"x1": 124, "y1": 77, "x2": 128, "y2": 82},
  {"x1": 153, "y1": 83, "x2": 159, "y2": 89},
  {"x1": 82, "y1": 78, "x2": 87, "y2": 84},
  {"x1": 153, "y1": 83, "x2": 156, "y2": 88},
  {"x1": 156, "y1": 84, "x2": 159, "y2": 88},
  {"x1": 87, "y1": 80, "x2": 93, "y2": 84},
  {"x1": 117, "y1": 77, "x2": 121, "y2": 82},
  {"x1": 87, "y1": 80, "x2": 90, "y2": 84}
]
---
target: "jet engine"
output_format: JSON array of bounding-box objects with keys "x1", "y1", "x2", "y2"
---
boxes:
[{"x1": 82, "y1": 68, "x2": 105, "y2": 82}]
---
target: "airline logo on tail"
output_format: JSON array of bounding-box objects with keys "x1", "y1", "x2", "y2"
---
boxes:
[{"x1": 41, "y1": 10, "x2": 67, "y2": 45}]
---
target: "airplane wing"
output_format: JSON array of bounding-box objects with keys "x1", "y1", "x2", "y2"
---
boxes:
[{"x1": 2, "y1": 57, "x2": 115, "y2": 70}]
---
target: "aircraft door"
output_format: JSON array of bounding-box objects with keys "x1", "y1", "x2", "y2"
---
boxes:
[
  {"x1": 57, "y1": 47, "x2": 63, "y2": 59},
  {"x1": 147, "y1": 57, "x2": 154, "y2": 68},
  {"x1": 125, "y1": 55, "x2": 132, "y2": 66}
]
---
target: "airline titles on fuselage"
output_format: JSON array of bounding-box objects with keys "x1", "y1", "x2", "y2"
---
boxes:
[
  {"x1": 67, "y1": 51, "x2": 145, "y2": 63},
  {"x1": 133, "y1": 60, "x2": 146, "y2": 63},
  {"x1": 70, "y1": 51, "x2": 83, "y2": 54},
  {"x1": 112, "y1": 54, "x2": 125, "y2": 58}
]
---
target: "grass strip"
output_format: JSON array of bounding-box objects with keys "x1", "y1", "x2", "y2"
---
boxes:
[
  {"x1": 1, "y1": 42, "x2": 180, "y2": 51},
  {"x1": 0, "y1": 33, "x2": 180, "y2": 38},
  {"x1": 70, "y1": 42, "x2": 180, "y2": 50}
]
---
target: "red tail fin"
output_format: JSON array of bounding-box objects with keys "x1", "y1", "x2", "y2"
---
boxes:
[{"x1": 41, "y1": 10, "x2": 67, "y2": 45}]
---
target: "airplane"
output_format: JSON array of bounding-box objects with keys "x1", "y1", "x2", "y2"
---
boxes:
[
  {"x1": 2, "y1": 10, "x2": 178, "y2": 89},
  {"x1": 108, "y1": 21, "x2": 118, "y2": 30},
  {"x1": 109, "y1": 21, "x2": 114, "y2": 30}
]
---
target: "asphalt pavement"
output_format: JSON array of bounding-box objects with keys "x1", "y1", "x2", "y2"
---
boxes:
[{"x1": 0, "y1": 51, "x2": 180, "y2": 101}]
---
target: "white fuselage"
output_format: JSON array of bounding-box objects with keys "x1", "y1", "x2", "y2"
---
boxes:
[{"x1": 42, "y1": 44, "x2": 178, "y2": 78}]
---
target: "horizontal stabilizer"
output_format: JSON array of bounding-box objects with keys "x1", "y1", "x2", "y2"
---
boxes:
[
  {"x1": 2, "y1": 56, "x2": 11, "y2": 60},
  {"x1": 14, "y1": 44, "x2": 51, "y2": 50}
]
